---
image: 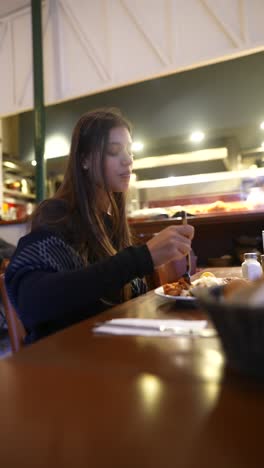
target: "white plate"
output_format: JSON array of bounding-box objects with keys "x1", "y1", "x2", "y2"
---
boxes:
[{"x1": 154, "y1": 286, "x2": 196, "y2": 301}]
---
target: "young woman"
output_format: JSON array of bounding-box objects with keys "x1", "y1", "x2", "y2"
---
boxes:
[{"x1": 5, "y1": 108, "x2": 194, "y2": 344}]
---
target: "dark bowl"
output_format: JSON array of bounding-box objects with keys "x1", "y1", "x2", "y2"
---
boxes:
[{"x1": 197, "y1": 286, "x2": 264, "y2": 378}]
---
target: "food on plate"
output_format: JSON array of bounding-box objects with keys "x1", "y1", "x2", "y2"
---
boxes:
[
  {"x1": 163, "y1": 278, "x2": 192, "y2": 296},
  {"x1": 223, "y1": 276, "x2": 264, "y2": 306},
  {"x1": 222, "y1": 279, "x2": 249, "y2": 299},
  {"x1": 162, "y1": 271, "x2": 243, "y2": 297},
  {"x1": 200, "y1": 271, "x2": 217, "y2": 278},
  {"x1": 206, "y1": 200, "x2": 228, "y2": 212},
  {"x1": 191, "y1": 275, "x2": 225, "y2": 289},
  {"x1": 128, "y1": 208, "x2": 168, "y2": 220}
]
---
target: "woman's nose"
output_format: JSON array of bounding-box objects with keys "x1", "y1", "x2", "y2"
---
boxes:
[{"x1": 122, "y1": 151, "x2": 133, "y2": 165}]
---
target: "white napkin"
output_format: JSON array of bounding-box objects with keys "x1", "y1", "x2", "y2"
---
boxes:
[{"x1": 93, "y1": 318, "x2": 207, "y2": 336}]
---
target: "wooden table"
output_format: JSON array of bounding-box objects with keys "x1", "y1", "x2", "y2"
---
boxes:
[{"x1": 0, "y1": 267, "x2": 263, "y2": 467}]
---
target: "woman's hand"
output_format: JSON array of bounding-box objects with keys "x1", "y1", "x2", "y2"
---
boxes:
[{"x1": 146, "y1": 224, "x2": 195, "y2": 268}]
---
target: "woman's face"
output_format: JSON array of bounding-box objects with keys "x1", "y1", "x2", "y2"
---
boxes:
[{"x1": 103, "y1": 126, "x2": 133, "y2": 192}]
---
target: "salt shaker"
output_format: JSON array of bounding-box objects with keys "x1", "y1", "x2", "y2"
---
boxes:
[
  {"x1": 241, "y1": 253, "x2": 262, "y2": 280},
  {"x1": 261, "y1": 255, "x2": 264, "y2": 274}
]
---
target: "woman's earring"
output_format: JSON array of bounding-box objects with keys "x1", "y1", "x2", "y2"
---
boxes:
[{"x1": 82, "y1": 159, "x2": 89, "y2": 170}]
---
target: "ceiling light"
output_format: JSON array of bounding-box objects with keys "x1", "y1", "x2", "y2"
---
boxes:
[
  {"x1": 45, "y1": 135, "x2": 69, "y2": 159},
  {"x1": 261, "y1": 142, "x2": 264, "y2": 148},
  {"x1": 190, "y1": 131, "x2": 205, "y2": 143},
  {"x1": 260, "y1": 122, "x2": 264, "y2": 130},
  {"x1": 31, "y1": 160, "x2": 37, "y2": 166},
  {"x1": 3, "y1": 161, "x2": 17, "y2": 169},
  {"x1": 131, "y1": 141, "x2": 144, "y2": 152}
]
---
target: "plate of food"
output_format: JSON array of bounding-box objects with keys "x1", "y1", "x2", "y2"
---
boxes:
[
  {"x1": 154, "y1": 285, "x2": 196, "y2": 301},
  {"x1": 155, "y1": 272, "x2": 238, "y2": 301}
]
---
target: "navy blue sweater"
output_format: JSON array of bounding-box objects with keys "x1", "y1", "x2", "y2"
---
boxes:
[{"x1": 5, "y1": 229, "x2": 153, "y2": 344}]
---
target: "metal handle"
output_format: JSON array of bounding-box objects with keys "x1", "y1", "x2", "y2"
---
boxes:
[{"x1": 182, "y1": 211, "x2": 191, "y2": 275}]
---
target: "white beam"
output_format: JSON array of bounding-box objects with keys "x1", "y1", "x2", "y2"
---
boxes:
[
  {"x1": 120, "y1": 0, "x2": 170, "y2": 66},
  {"x1": 239, "y1": 0, "x2": 249, "y2": 45},
  {"x1": 59, "y1": 0, "x2": 110, "y2": 81},
  {"x1": 200, "y1": 0, "x2": 244, "y2": 48}
]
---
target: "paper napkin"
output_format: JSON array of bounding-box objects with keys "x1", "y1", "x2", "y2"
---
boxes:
[{"x1": 93, "y1": 318, "x2": 207, "y2": 336}]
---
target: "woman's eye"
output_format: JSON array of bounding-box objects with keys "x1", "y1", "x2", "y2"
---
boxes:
[
  {"x1": 106, "y1": 143, "x2": 120, "y2": 156},
  {"x1": 106, "y1": 143, "x2": 133, "y2": 156},
  {"x1": 107, "y1": 150, "x2": 119, "y2": 156}
]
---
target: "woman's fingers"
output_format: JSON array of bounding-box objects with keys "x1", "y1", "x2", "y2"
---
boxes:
[{"x1": 146, "y1": 224, "x2": 195, "y2": 268}]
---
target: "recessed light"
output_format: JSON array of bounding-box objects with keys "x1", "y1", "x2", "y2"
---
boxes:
[
  {"x1": 131, "y1": 141, "x2": 144, "y2": 152},
  {"x1": 3, "y1": 161, "x2": 17, "y2": 169},
  {"x1": 190, "y1": 131, "x2": 205, "y2": 143}
]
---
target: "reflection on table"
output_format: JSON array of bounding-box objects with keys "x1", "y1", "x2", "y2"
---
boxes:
[{"x1": 0, "y1": 267, "x2": 263, "y2": 468}]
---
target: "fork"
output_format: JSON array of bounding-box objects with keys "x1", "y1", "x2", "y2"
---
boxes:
[{"x1": 181, "y1": 211, "x2": 191, "y2": 284}]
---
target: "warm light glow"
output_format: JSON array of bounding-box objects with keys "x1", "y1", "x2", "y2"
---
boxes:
[
  {"x1": 261, "y1": 141, "x2": 264, "y2": 148},
  {"x1": 129, "y1": 173, "x2": 137, "y2": 186},
  {"x1": 131, "y1": 141, "x2": 144, "y2": 152},
  {"x1": 3, "y1": 161, "x2": 17, "y2": 169},
  {"x1": 247, "y1": 187, "x2": 264, "y2": 204},
  {"x1": 200, "y1": 350, "x2": 224, "y2": 381},
  {"x1": 190, "y1": 131, "x2": 205, "y2": 143},
  {"x1": 31, "y1": 160, "x2": 37, "y2": 166},
  {"x1": 203, "y1": 382, "x2": 221, "y2": 406},
  {"x1": 21, "y1": 179, "x2": 28, "y2": 194},
  {"x1": 260, "y1": 122, "x2": 264, "y2": 130},
  {"x1": 45, "y1": 135, "x2": 69, "y2": 159},
  {"x1": 137, "y1": 373, "x2": 163, "y2": 411}
]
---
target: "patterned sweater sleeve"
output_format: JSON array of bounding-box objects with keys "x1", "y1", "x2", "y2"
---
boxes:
[{"x1": 5, "y1": 230, "x2": 154, "y2": 329}]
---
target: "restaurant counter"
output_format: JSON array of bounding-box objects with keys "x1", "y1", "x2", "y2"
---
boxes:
[{"x1": 129, "y1": 209, "x2": 264, "y2": 267}]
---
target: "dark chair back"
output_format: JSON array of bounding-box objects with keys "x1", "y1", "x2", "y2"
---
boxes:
[{"x1": 0, "y1": 273, "x2": 26, "y2": 353}]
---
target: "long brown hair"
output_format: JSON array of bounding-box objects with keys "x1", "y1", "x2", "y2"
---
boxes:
[{"x1": 31, "y1": 108, "x2": 133, "y2": 264}]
